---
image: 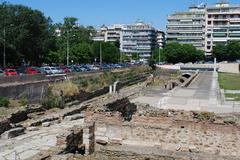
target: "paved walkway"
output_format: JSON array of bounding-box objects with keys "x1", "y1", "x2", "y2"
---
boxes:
[
  {"x1": 132, "y1": 72, "x2": 240, "y2": 113},
  {"x1": 0, "y1": 119, "x2": 84, "y2": 160}
]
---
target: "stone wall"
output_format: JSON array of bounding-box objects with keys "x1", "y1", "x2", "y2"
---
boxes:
[
  {"x1": 218, "y1": 63, "x2": 240, "y2": 73},
  {"x1": 90, "y1": 112, "x2": 240, "y2": 158},
  {"x1": 0, "y1": 81, "x2": 48, "y2": 103}
]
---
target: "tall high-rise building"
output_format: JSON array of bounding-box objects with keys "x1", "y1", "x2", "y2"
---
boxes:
[
  {"x1": 167, "y1": 4, "x2": 206, "y2": 51},
  {"x1": 205, "y1": 2, "x2": 240, "y2": 55}
]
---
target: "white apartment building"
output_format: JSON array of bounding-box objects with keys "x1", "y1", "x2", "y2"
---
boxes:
[
  {"x1": 156, "y1": 30, "x2": 166, "y2": 49},
  {"x1": 205, "y1": 2, "x2": 240, "y2": 55},
  {"x1": 92, "y1": 24, "x2": 123, "y2": 42},
  {"x1": 121, "y1": 21, "x2": 157, "y2": 59},
  {"x1": 93, "y1": 21, "x2": 164, "y2": 59},
  {"x1": 167, "y1": 1, "x2": 240, "y2": 56},
  {"x1": 167, "y1": 4, "x2": 206, "y2": 51}
]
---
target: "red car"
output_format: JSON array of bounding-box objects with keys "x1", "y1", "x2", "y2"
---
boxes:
[
  {"x1": 60, "y1": 66, "x2": 71, "y2": 73},
  {"x1": 5, "y1": 69, "x2": 18, "y2": 76},
  {"x1": 26, "y1": 67, "x2": 38, "y2": 75}
]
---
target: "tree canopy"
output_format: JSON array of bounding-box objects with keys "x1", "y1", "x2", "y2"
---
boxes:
[
  {"x1": 0, "y1": 2, "x2": 54, "y2": 66},
  {"x1": 213, "y1": 41, "x2": 240, "y2": 61},
  {"x1": 156, "y1": 42, "x2": 204, "y2": 63}
]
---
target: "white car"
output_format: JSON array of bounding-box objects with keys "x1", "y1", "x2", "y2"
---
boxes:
[
  {"x1": 41, "y1": 66, "x2": 53, "y2": 74},
  {"x1": 50, "y1": 67, "x2": 59, "y2": 74}
]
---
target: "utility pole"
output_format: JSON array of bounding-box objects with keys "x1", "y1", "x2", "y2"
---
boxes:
[
  {"x1": 158, "y1": 47, "x2": 161, "y2": 63},
  {"x1": 66, "y1": 30, "x2": 69, "y2": 66},
  {"x1": 100, "y1": 42, "x2": 102, "y2": 65},
  {"x1": 3, "y1": 28, "x2": 6, "y2": 68}
]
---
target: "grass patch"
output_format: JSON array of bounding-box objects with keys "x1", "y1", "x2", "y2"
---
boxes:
[
  {"x1": 50, "y1": 81, "x2": 79, "y2": 97},
  {"x1": 225, "y1": 93, "x2": 240, "y2": 101},
  {"x1": 218, "y1": 73, "x2": 240, "y2": 90}
]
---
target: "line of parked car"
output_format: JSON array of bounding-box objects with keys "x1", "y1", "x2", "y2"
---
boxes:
[{"x1": 0, "y1": 63, "x2": 137, "y2": 76}]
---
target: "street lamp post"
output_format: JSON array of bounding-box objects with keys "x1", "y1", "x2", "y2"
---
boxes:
[
  {"x1": 159, "y1": 47, "x2": 161, "y2": 63},
  {"x1": 100, "y1": 42, "x2": 102, "y2": 65},
  {"x1": 3, "y1": 28, "x2": 6, "y2": 67},
  {"x1": 66, "y1": 30, "x2": 69, "y2": 66}
]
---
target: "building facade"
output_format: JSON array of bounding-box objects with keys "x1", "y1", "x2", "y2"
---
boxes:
[
  {"x1": 167, "y1": 1, "x2": 240, "y2": 56},
  {"x1": 121, "y1": 21, "x2": 157, "y2": 59},
  {"x1": 167, "y1": 4, "x2": 206, "y2": 51},
  {"x1": 205, "y1": 2, "x2": 240, "y2": 55},
  {"x1": 93, "y1": 22, "x2": 164, "y2": 59},
  {"x1": 92, "y1": 24, "x2": 123, "y2": 42},
  {"x1": 156, "y1": 30, "x2": 166, "y2": 49}
]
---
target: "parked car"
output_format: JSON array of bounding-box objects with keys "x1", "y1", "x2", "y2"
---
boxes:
[
  {"x1": 5, "y1": 69, "x2": 18, "y2": 76},
  {"x1": 55, "y1": 67, "x2": 64, "y2": 74},
  {"x1": 50, "y1": 67, "x2": 59, "y2": 74},
  {"x1": 26, "y1": 67, "x2": 38, "y2": 75},
  {"x1": 41, "y1": 66, "x2": 53, "y2": 75},
  {"x1": 31, "y1": 67, "x2": 45, "y2": 74},
  {"x1": 60, "y1": 66, "x2": 71, "y2": 73}
]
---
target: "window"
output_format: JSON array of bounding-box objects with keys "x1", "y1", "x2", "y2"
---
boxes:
[
  {"x1": 207, "y1": 41, "x2": 211, "y2": 45},
  {"x1": 208, "y1": 15, "x2": 212, "y2": 18},
  {"x1": 208, "y1": 21, "x2": 212, "y2": 25},
  {"x1": 207, "y1": 34, "x2": 211, "y2": 38},
  {"x1": 230, "y1": 15, "x2": 234, "y2": 18},
  {"x1": 207, "y1": 46, "x2": 211, "y2": 50}
]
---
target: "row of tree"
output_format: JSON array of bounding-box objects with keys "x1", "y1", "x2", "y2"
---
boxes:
[
  {"x1": 152, "y1": 42, "x2": 205, "y2": 64},
  {"x1": 0, "y1": 3, "x2": 120, "y2": 66},
  {"x1": 46, "y1": 17, "x2": 120, "y2": 65},
  {"x1": 213, "y1": 41, "x2": 240, "y2": 62}
]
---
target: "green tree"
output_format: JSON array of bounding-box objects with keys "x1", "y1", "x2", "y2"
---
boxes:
[
  {"x1": 0, "y1": 3, "x2": 55, "y2": 66},
  {"x1": 213, "y1": 41, "x2": 240, "y2": 61},
  {"x1": 227, "y1": 41, "x2": 240, "y2": 61},
  {"x1": 213, "y1": 43, "x2": 227, "y2": 61},
  {"x1": 101, "y1": 42, "x2": 120, "y2": 63},
  {"x1": 71, "y1": 42, "x2": 93, "y2": 64},
  {"x1": 153, "y1": 48, "x2": 165, "y2": 63},
  {"x1": 131, "y1": 53, "x2": 139, "y2": 60},
  {"x1": 163, "y1": 42, "x2": 204, "y2": 63}
]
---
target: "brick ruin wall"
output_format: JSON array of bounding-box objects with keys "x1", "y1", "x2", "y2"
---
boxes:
[{"x1": 86, "y1": 112, "x2": 240, "y2": 158}]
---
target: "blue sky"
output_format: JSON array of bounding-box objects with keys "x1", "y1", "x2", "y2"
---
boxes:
[{"x1": 7, "y1": 0, "x2": 240, "y2": 31}]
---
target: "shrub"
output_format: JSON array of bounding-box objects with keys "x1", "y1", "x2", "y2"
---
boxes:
[{"x1": 0, "y1": 97, "x2": 10, "y2": 108}]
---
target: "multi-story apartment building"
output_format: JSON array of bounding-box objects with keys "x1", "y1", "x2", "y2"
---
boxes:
[
  {"x1": 167, "y1": 4, "x2": 206, "y2": 51},
  {"x1": 167, "y1": 1, "x2": 240, "y2": 56},
  {"x1": 92, "y1": 24, "x2": 123, "y2": 42},
  {"x1": 156, "y1": 30, "x2": 165, "y2": 49},
  {"x1": 205, "y1": 2, "x2": 240, "y2": 55},
  {"x1": 93, "y1": 21, "x2": 163, "y2": 59},
  {"x1": 120, "y1": 21, "x2": 157, "y2": 59}
]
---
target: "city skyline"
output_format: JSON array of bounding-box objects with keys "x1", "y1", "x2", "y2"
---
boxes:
[{"x1": 8, "y1": 0, "x2": 240, "y2": 31}]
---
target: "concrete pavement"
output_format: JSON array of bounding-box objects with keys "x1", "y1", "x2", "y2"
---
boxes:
[{"x1": 132, "y1": 71, "x2": 240, "y2": 113}]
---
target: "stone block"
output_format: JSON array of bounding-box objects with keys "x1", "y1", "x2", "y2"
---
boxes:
[
  {"x1": 95, "y1": 131, "x2": 105, "y2": 136},
  {"x1": 64, "y1": 113, "x2": 84, "y2": 121},
  {"x1": 96, "y1": 139, "x2": 108, "y2": 145},
  {"x1": 96, "y1": 127, "x2": 107, "y2": 133},
  {"x1": 42, "y1": 122, "x2": 51, "y2": 127},
  {"x1": 1, "y1": 127, "x2": 25, "y2": 139},
  {"x1": 26, "y1": 127, "x2": 39, "y2": 132}
]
